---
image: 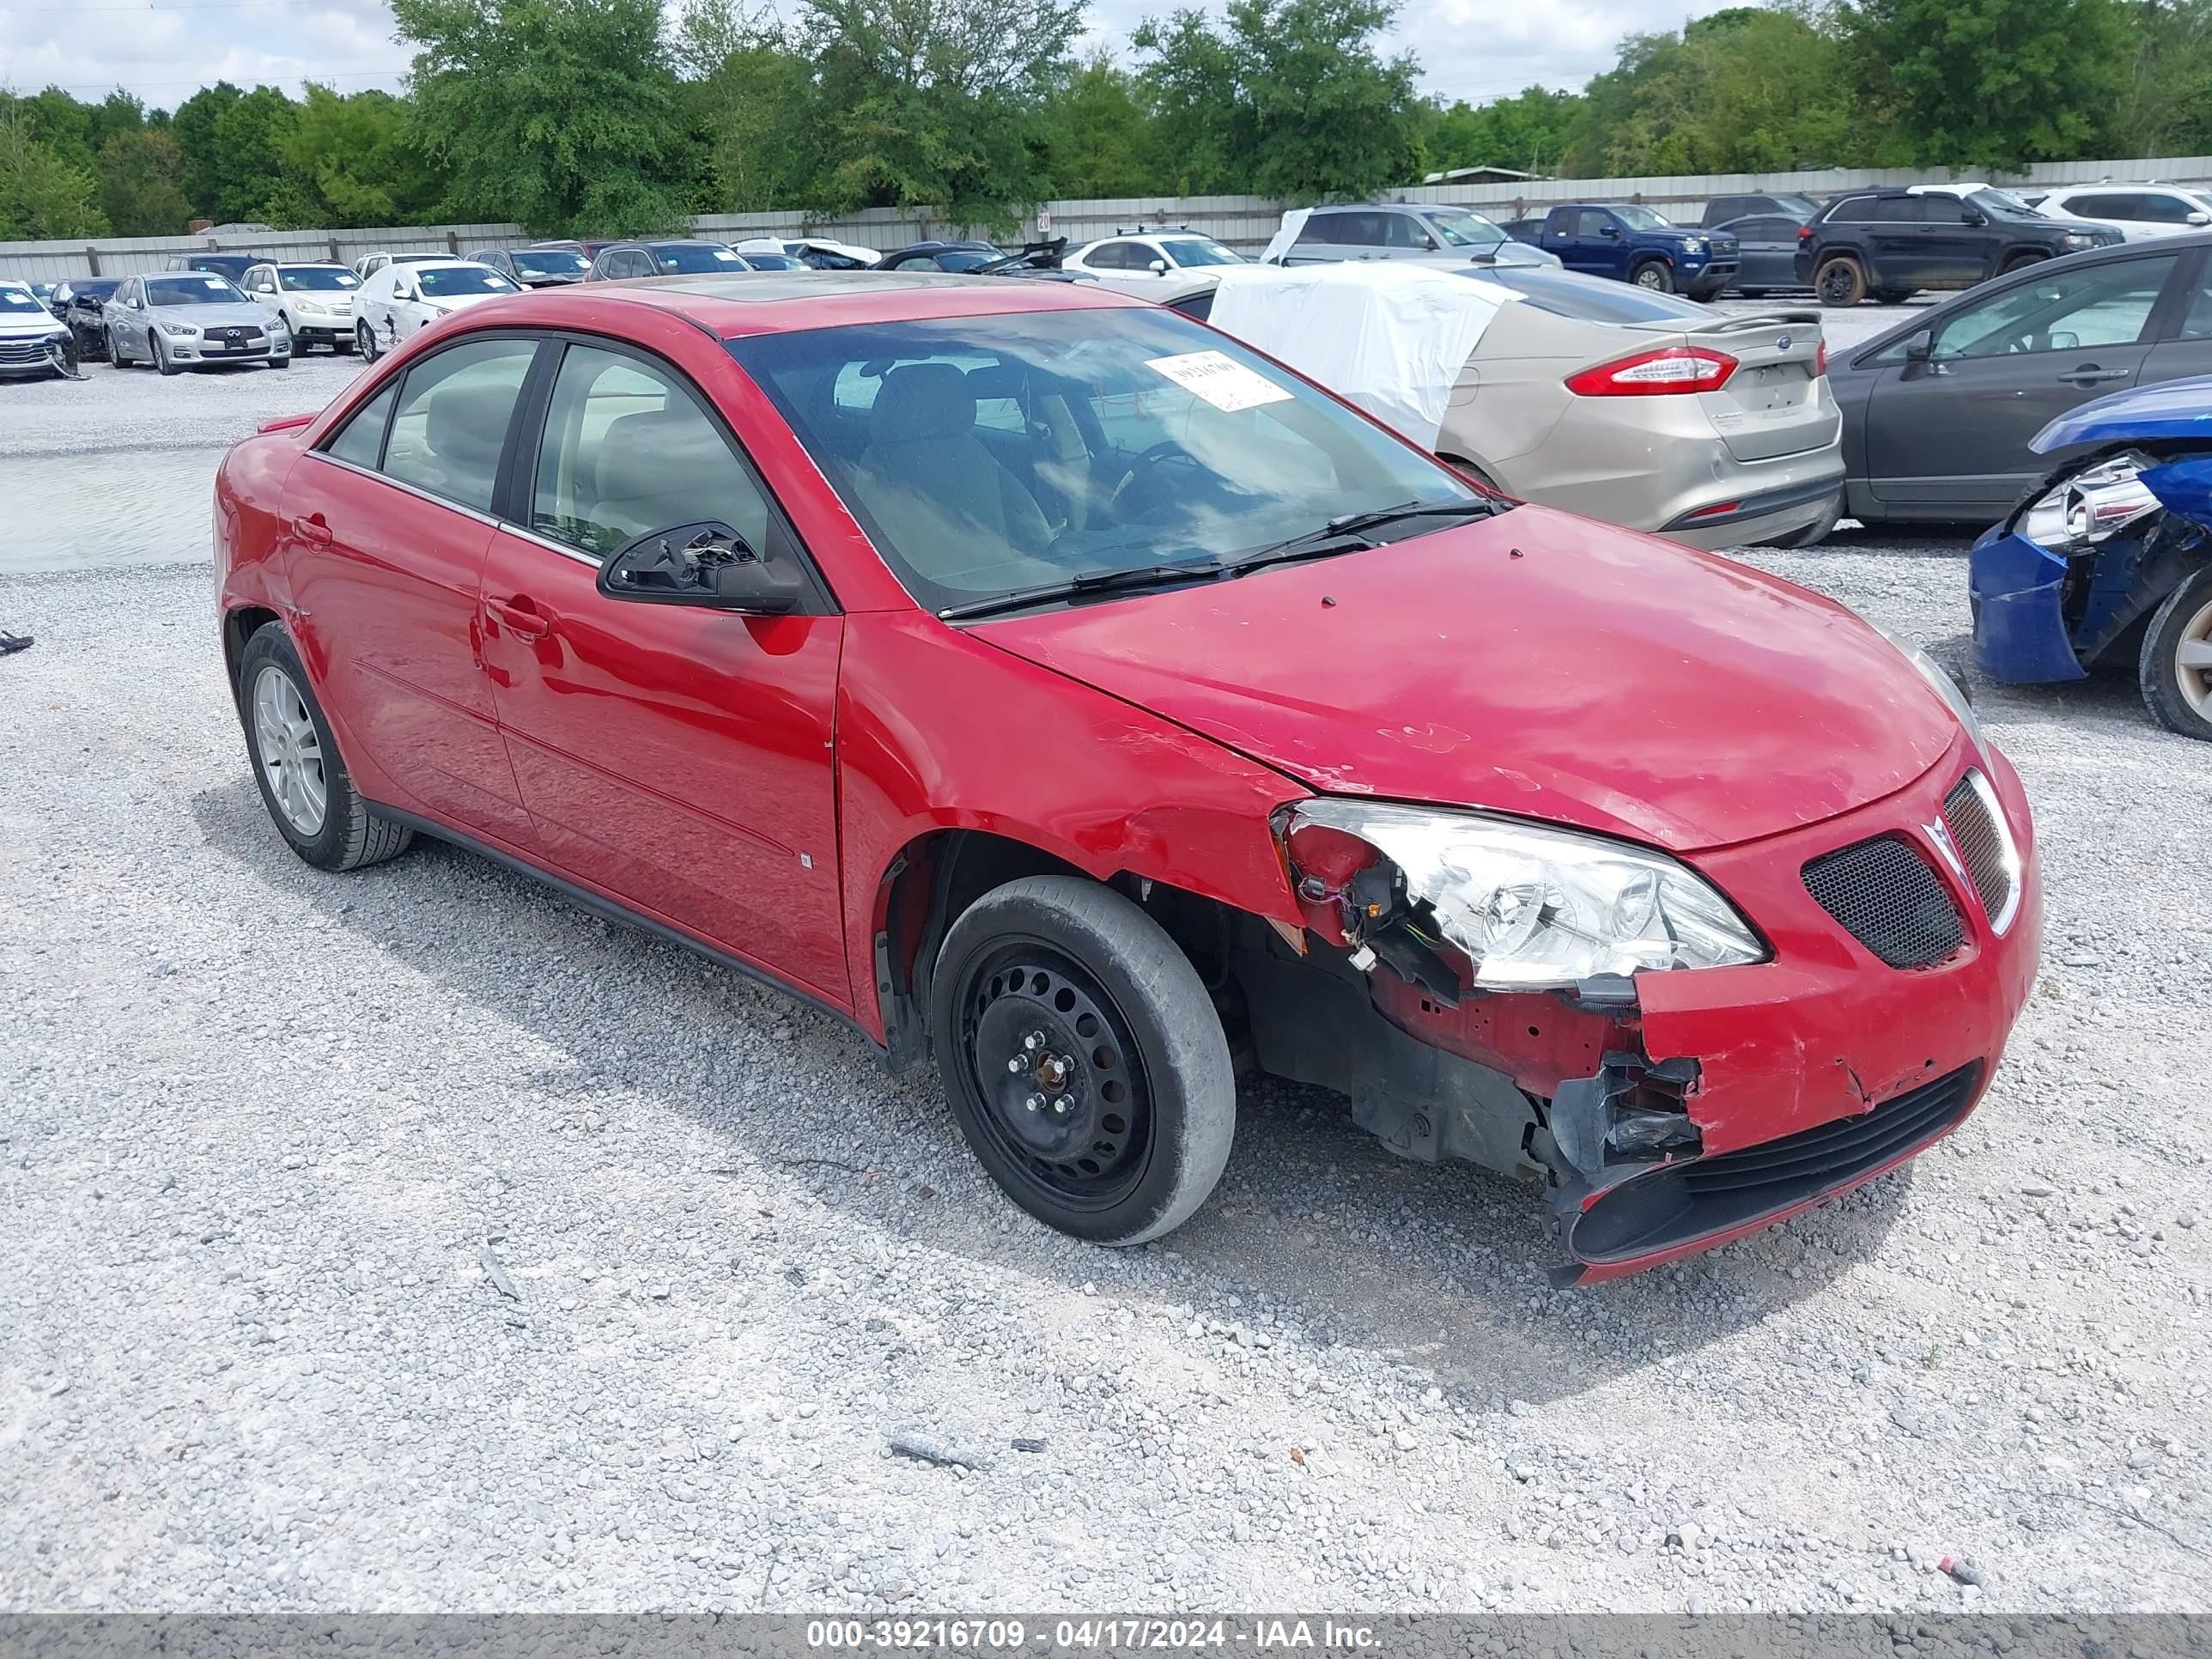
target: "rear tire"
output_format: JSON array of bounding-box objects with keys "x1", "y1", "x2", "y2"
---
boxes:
[
  {"x1": 928, "y1": 875, "x2": 1235, "y2": 1247},
  {"x1": 1816, "y1": 257, "x2": 1867, "y2": 307},
  {"x1": 356, "y1": 319, "x2": 378, "y2": 362},
  {"x1": 2139, "y1": 568, "x2": 2212, "y2": 741},
  {"x1": 236, "y1": 622, "x2": 416, "y2": 871},
  {"x1": 1631, "y1": 259, "x2": 1674, "y2": 293}
]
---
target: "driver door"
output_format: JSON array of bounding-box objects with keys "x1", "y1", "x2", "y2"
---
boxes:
[
  {"x1": 1862, "y1": 251, "x2": 2181, "y2": 518},
  {"x1": 477, "y1": 337, "x2": 850, "y2": 1004}
]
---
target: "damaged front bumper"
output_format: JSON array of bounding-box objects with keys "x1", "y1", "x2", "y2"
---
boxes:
[{"x1": 1254, "y1": 738, "x2": 2040, "y2": 1283}]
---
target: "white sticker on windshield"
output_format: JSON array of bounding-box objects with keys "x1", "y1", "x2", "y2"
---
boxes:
[
  {"x1": 200, "y1": 276, "x2": 226, "y2": 289},
  {"x1": 1145, "y1": 349, "x2": 1293, "y2": 412},
  {"x1": 714, "y1": 248, "x2": 739, "y2": 262}
]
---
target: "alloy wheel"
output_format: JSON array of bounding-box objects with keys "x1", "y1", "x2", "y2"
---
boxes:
[
  {"x1": 2177, "y1": 594, "x2": 2212, "y2": 720},
  {"x1": 252, "y1": 665, "x2": 328, "y2": 836},
  {"x1": 956, "y1": 942, "x2": 1153, "y2": 1212},
  {"x1": 1634, "y1": 266, "x2": 1666, "y2": 289}
]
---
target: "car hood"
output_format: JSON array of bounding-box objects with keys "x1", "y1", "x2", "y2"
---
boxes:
[
  {"x1": 972, "y1": 507, "x2": 1960, "y2": 854},
  {"x1": 2033, "y1": 373, "x2": 2212, "y2": 451},
  {"x1": 139, "y1": 304, "x2": 267, "y2": 328},
  {"x1": 0, "y1": 313, "x2": 65, "y2": 337}
]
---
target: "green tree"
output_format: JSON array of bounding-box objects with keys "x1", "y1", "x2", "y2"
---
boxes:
[
  {"x1": 1837, "y1": 0, "x2": 2127, "y2": 167},
  {"x1": 677, "y1": 0, "x2": 828, "y2": 211},
  {"x1": 172, "y1": 81, "x2": 243, "y2": 220},
  {"x1": 97, "y1": 126, "x2": 193, "y2": 234},
  {"x1": 1133, "y1": 0, "x2": 1422, "y2": 198},
  {"x1": 394, "y1": 0, "x2": 694, "y2": 235},
  {"x1": 204, "y1": 84, "x2": 298, "y2": 222},
  {"x1": 2111, "y1": 0, "x2": 2212, "y2": 155},
  {"x1": 0, "y1": 100, "x2": 108, "y2": 238},
  {"x1": 1419, "y1": 85, "x2": 1582, "y2": 176},
  {"x1": 1037, "y1": 52, "x2": 1151, "y2": 198},
  {"x1": 276, "y1": 85, "x2": 446, "y2": 226}
]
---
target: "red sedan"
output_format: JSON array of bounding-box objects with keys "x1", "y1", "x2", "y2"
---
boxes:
[{"x1": 213, "y1": 272, "x2": 2041, "y2": 1280}]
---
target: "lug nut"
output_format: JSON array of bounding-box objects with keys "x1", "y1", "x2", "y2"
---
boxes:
[
  {"x1": 1053, "y1": 1097, "x2": 1072, "y2": 1115},
  {"x1": 1024, "y1": 1032, "x2": 1042, "y2": 1051},
  {"x1": 1025, "y1": 1095, "x2": 1042, "y2": 1112},
  {"x1": 1006, "y1": 1057, "x2": 1024, "y2": 1073}
]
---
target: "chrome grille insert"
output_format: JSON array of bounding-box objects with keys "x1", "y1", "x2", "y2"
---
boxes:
[{"x1": 1941, "y1": 769, "x2": 2022, "y2": 933}]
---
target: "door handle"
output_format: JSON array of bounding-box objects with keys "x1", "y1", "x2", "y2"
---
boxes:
[
  {"x1": 292, "y1": 514, "x2": 332, "y2": 545},
  {"x1": 489, "y1": 597, "x2": 553, "y2": 641},
  {"x1": 2058, "y1": 365, "x2": 2131, "y2": 386}
]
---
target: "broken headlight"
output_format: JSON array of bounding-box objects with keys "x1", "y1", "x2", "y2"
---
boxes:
[
  {"x1": 2019, "y1": 451, "x2": 2160, "y2": 550},
  {"x1": 1280, "y1": 799, "x2": 1765, "y2": 990}
]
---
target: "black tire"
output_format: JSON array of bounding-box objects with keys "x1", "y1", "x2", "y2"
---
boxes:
[
  {"x1": 2000, "y1": 252, "x2": 2050, "y2": 277},
  {"x1": 928, "y1": 875, "x2": 1235, "y2": 1246},
  {"x1": 236, "y1": 622, "x2": 415, "y2": 871},
  {"x1": 153, "y1": 331, "x2": 179, "y2": 376},
  {"x1": 1873, "y1": 288, "x2": 1913, "y2": 305},
  {"x1": 356, "y1": 319, "x2": 378, "y2": 362},
  {"x1": 2139, "y1": 567, "x2": 2212, "y2": 741},
  {"x1": 1816, "y1": 256, "x2": 1867, "y2": 307},
  {"x1": 1630, "y1": 259, "x2": 1674, "y2": 294},
  {"x1": 269, "y1": 353, "x2": 291, "y2": 370},
  {"x1": 337, "y1": 337, "x2": 356, "y2": 354},
  {"x1": 1775, "y1": 513, "x2": 1834, "y2": 550}
]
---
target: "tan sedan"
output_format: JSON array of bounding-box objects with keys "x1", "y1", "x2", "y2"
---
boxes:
[{"x1": 1169, "y1": 262, "x2": 1845, "y2": 550}]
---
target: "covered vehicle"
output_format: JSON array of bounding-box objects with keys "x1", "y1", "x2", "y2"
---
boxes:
[
  {"x1": 1201, "y1": 260, "x2": 1844, "y2": 549},
  {"x1": 1971, "y1": 376, "x2": 2212, "y2": 738},
  {"x1": 212, "y1": 271, "x2": 2038, "y2": 1281},
  {"x1": 104, "y1": 272, "x2": 290, "y2": 373},
  {"x1": 0, "y1": 280, "x2": 78, "y2": 379}
]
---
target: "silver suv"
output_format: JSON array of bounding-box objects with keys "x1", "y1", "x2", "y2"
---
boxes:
[{"x1": 1276, "y1": 204, "x2": 1560, "y2": 270}]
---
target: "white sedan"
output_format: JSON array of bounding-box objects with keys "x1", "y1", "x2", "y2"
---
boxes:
[
  {"x1": 353, "y1": 258, "x2": 520, "y2": 361},
  {"x1": 240, "y1": 262, "x2": 362, "y2": 354},
  {"x1": 1061, "y1": 230, "x2": 1246, "y2": 289}
]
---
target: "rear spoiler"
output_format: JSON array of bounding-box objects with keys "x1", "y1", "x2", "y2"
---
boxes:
[{"x1": 1679, "y1": 308, "x2": 1821, "y2": 335}]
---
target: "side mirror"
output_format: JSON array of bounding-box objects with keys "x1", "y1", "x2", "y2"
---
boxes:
[
  {"x1": 2190, "y1": 211, "x2": 2210, "y2": 226},
  {"x1": 598, "y1": 521, "x2": 803, "y2": 614},
  {"x1": 1904, "y1": 329, "x2": 1934, "y2": 362},
  {"x1": 1964, "y1": 209, "x2": 1988, "y2": 227},
  {"x1": 1148, "y1": 258, "x2": 1170, "y2": 276},
  {"x1": 1599, "y1": 224, "x2": 1620, "y2": 238}
]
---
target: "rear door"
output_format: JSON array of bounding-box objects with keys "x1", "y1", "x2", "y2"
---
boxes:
[
  {"x1": 1861, "y1": 250, "x2": 2184, "y2": 516},
  {"x1": 1859, "y1": 198, "x2": 1932, "y2": 286}
]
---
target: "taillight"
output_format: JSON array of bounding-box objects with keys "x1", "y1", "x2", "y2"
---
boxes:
[
  {"x1": 1797, "y1": 224, "x2": 1814, "y2": 243},
  {"x1": 1565, "y1": 344, "x2": 1739, "y2": 398},
  {"x1": 1815, "y1": 340, "x2": 1828, "y2": 378}
]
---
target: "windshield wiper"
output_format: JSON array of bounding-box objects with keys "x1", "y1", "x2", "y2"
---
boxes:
[
  {"x1": 1221, "y1": 498, "x2": 1498, "y2": 577},
  {"x1": 938, "y1": 557, "x2": 1224, "y2": 622}
]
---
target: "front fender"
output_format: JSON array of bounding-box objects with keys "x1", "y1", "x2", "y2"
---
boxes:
[{"x1": 1969, "y1": 529, "x2": 2086, "y2": 683}]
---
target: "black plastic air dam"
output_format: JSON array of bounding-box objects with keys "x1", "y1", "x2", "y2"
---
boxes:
[{"x1": 1568, "y1": 1061, "x2": 1984, "y2": 1265}]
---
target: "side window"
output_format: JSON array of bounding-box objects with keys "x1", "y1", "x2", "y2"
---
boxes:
[
  {"x1": 1088, "y1": 241, "x2": 1137, "y2": 270},
  {"x1": 325, "y1": 385, "x2": 397, "y2": 469},
  {"x1": 532, "y1": 343, "x2": 774, "y2": 561},
  {"x1": 2140, "y1": 194, "x2": 2199, "y2": 224},
  {"x1": 2172, "y1": 264, "x2": 2212, "y2": 339},
  {"x1": 1383, "y1": 213, "x2": 1432, "y2": 249},
  {"x1": 383, "y1": 337, "x2": 538, "y2": 514},
  {"x1": 1574, "y1": 209, "x2": 1613, "y2": 238},
  {"x1": 1934, "y1": 254, "x2": 2179, "y2": 360},
  {"x1": 1294, "y1": 215, "x2": 1338, "y2": 246},
  {"x1": 1827, "y1": 197, "x2": 1875, "y2": 223}
]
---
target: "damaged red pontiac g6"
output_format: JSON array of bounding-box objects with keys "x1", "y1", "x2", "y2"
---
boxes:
[{"x1": 212, "y1": 273, "x2": 2043, "y2": 1280}]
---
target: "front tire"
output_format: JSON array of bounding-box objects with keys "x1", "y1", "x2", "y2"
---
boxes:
[
  {"x1": 153, "y1": 332, "x2": 179, "y2": 375},
  {"x1": 928, "y1": 875, "x2": 1235, "y2": 1246},
  {"x1": 236, "y1": 623, "x2": 416, "y2": 870},
  {"x1": 356, "y1": 319, "x2": 378, "y2": 362},
  {"x1": 2140, "y1": 568, "x2": 2212, "y2": 740},
  {"x1": 1631, "y1": 259, "x2": 1674, "y2": 293}
]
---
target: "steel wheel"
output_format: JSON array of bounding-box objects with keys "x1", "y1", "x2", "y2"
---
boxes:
[
  {"x1": 252, "y1": 664, "x2": 328, "y2": 836},
  {"x1": 2175, "y1": 594, "x2": 2212, "y2": 720},
  {"x1": 955, "y1": 941, "x2": 1152, "y2": 1212}
]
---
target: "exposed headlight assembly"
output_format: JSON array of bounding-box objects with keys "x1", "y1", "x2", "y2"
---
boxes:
[
  {"x1": 1279, "y1": 800, "x2": 1765, "y2": 990},
  {"x1": 2018, "y1": 451, "x2": 2160, "y2": 550}
]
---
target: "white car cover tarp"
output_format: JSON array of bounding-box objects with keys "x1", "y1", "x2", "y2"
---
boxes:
[
  {"x1": 1258, "y1": 209, "x2": 1310, "y2": 265},
  {"x1": 1204, "y1": 260, "x2": 1520, "y2": 452}
]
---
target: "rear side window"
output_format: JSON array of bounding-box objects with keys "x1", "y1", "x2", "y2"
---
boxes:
[
  {"x1": 1826, "y1": 197, "x2": 1876, "y2": 223},
  {"x1": 384, "y1": 337, "x2": 538, "y2": 514},
  {"x1": 1865, "y1": 198, "x2": 1916, "y2": 223},
  {"x1": 531, "y1": 343, "x2": 773, "y2": 561},
  {"x1": 325, "y1": 385, "x2": 397, "y2": 469}
]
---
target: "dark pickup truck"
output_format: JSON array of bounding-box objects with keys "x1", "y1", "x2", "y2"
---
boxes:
[{"x1": 1509, "y1": 204, "x2": 1738, "y2": 300}]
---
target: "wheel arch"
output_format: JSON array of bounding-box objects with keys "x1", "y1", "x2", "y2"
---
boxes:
[{"x1": 222, "y1": 604, "x2": 284, "y2": 703}]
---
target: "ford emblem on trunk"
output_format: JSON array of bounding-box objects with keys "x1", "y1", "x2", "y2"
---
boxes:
[{"x1": 1777, "y1": 334, "x2": 1792, "y2": 351}]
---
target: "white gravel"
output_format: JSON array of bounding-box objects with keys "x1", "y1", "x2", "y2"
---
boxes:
[{"x1": 2, "y1": 300, "x2": 2208, "y2": 1617}]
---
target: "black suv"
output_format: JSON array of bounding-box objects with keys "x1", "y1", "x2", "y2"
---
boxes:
[{"x1": 1795, "y1": 186, "x2": 2124, "y2": 306}]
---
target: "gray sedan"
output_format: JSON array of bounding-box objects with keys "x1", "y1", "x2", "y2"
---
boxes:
[
  {"x1": 1828, "y1": 234, "x2": 2212, "y2": 524},
  {"x1": 103, "y1": 272, "x2": 292, "y2": 374}
]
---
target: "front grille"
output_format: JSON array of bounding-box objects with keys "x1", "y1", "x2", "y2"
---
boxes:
[
  {"x1": 1571, "y1": 1063, "x2": 1983, "y2": 1264},
  {"x1": 207, "y1": 325, "x2": 264, "y2": 345},
  {"x1": 0, "y1": 337, "x2": 55, "y2": 363},
  {"x1": 1942, "y1": 772, "x2": 2017, "y2": 928},
  {"x1": 1802, "y1": 836, "x2": 1963, "y2": 968}
]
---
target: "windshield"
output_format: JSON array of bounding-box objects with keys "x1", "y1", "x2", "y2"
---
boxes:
[
  {"x1": 511, "y1": 249, "x2": 589, "y2": 277},
  {"x1": 649, "y1": 243, "x2": 744, "y2": 273},
  {"x1": 418, "y1": 265, "x2": 518, "y2": 297},
  {"x1": 1613, "y1": 204, "x2": 1672, "y2": 230},
  {"x1": 1468, "y1": 265, "x2": 1707, "y2": 323},
  {"x1": 1161, "y1": 237, "x2": 1242, "y2": 267},
  {"x1": 930, "y1": 248, "x2": 1002, "y2": 271},
  {"x1": 279, "y1": 267, "x2": 359, "y2": 291},
  {"x1": 0, "y1": 287, "x2": 47, "y2": 315},
  {"x1": 149, "y1": 276, "x2": 248, "y2": 306},
  {"x1": 730, "y1": 309, "x2": 1471, "y2": 615},
  {"x1": 1423, "y1": 207, "x2": 1507, "y2": 250},
  {"x1": 1969, "y1": 188, "x2": 2043, "y2": 220},
  {"x1": 1772, "y1": 195, "x2": 1820, "y2": 219}
]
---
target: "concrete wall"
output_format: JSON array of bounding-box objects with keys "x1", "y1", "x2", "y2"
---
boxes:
[{"x1": 9, "y1": 155, "x2": 2212, "y2": 278}]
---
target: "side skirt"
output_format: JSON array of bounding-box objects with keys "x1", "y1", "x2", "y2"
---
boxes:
[{"x1": 368, "y1": 801, "x2": 875, "y2": 1046}]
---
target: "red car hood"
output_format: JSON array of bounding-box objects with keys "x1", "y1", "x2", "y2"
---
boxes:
[{"x1": 973, "y1": 507, "x2": 1959, "y2": 854}]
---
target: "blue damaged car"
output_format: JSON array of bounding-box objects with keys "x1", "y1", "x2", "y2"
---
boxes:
[{"x1": 1970, "y1": 375, "x2": 2212, "y2": 740}]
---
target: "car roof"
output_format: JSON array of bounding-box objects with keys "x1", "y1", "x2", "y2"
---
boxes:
[{"x1": 453, "y1": 270, "x2": 1141, "y2": 339}]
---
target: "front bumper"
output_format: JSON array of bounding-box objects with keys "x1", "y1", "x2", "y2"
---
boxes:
[
  {"x1": 165, "y1": 336, "x2": 289, "y2": 365},
  {"x1": 1346, "y1": 736, "x2": 2039, "y2": 1281},
  {"x1": 1970, "y1": 529, "x2": 2088, "y2": 683}
]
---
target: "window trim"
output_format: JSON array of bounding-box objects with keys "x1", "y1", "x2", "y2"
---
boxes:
[{"x1": 504, "y1": 329, "x2": 842, "y2": 616}]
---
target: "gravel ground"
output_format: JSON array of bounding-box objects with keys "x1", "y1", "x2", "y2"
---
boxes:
[{"x1": 3, "y1": 297, "x2": 2209, "y2": 1617}]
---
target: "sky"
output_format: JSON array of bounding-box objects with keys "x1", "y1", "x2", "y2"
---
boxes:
[{"x1": 0, "y1": 0, "x2": 1732, "y2": 116}]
